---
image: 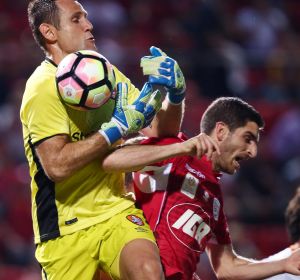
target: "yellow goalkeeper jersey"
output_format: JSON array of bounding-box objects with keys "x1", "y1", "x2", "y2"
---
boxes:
[{"x1": 20, "y1": 59, "x2": 139, "y2": 243}]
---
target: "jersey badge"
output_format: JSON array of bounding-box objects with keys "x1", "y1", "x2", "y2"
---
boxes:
[
  {"x1": 213, "y1": 198, "x2": 220, "y2": 221},
  {"x1": 203, "y1": 191, "x2": 209, "y2": 201},
  {"x1": 181, "y1": 173, "x2": 199, "y2": 199},
  {"x1": 126, "y1": 215, "x2": 145, "y2": 226}
]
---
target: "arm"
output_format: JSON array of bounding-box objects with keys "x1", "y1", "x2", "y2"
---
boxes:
[
  {"x1": 36, "y1": 133, "x2": 109, "y2": 182},
  {"x1": 36, "y1": 82, "x2": 161, "y2": 182},
  {"x1": 142, "y1": 98, "x2": 184, "y2": 138},
  {"x1": 206, "y1": 243, "x2": 300, "y2": 280},
  {"x1": 102, "y1": 133, "x2": 220, "y2": 172}
]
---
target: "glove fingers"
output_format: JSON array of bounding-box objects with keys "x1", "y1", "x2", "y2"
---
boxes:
[
  {"x1": 149, "y1": 75, "x2": 171, "y2": 87},
  {"x1": 141, "y1": 64, "x2": 160, "y2": 76},
  {"x1": 144, "y1": 110, "x2": 156, "y2": 127},
  {"x1": 158, "y1": 68, "x2": 172, "y2": 77},
  {"x1": 150, "y1": 46, "x2": 167, "y2": 57},
  {"x1": 133, "y1": 82, "x2": 153, "y2": 112},
  {"x1": 141, "y1": 57, "x2": 165, "y2": 75},
  {"x1": 143, "y1": 90, "x2": 162, "y2": 127},
  {"x1": 146, "y1": 89, "x2": 162, "y2": 112},
  {"x1": 116, "y1": 82, "x2": 129, "y2": 108},
  {"x1": 142, "y1": 56, "x2": 166, "y2": 65},
  {"x1": 160, "y1": 60, "x2": 175, "y2": 70}
]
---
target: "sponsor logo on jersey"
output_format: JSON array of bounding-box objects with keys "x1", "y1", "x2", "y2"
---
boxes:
[
  {"x1": 185, "y1": 164, "x2": 206, "y2": 179},
  {"x1": 167, "y1": 203, "x2": 211, "y2": 252},
  {"x1": 126, "y1": 215, "x2": 145, "y2": 226},
  {"x1": 135, "y1": 227, "x2": 149, "y2": 233},
  {"x1": 65, "y1": 217, "x2": 78, "y2": 225},
  {"x1": 71, "y1": 132, "x2": 85, "y2": 141}
]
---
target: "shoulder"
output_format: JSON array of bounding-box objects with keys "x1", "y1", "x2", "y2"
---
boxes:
[
  {"x1": 20, "y1": 61, "x2": 64, "y2": 120},
  {"x1": 27, "y1": 60, "x2": 56, "y2": 88},
  {"x1": 23, "y1": 61, "x2": 57, "y2": 102}
]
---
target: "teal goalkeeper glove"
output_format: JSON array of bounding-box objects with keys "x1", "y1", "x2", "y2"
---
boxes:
[
  {"x1": 140, "y1": 46, "x2": 186, "y2": 105},
  {"x1": 100, "y1": 82, "x2": 162, "y2": 145}
]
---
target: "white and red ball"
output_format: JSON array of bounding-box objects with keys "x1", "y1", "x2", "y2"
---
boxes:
[{"x1": 56, "y1": 50, "x2": 116, "y2": 110}]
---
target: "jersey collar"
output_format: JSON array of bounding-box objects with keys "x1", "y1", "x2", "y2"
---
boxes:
[{"x1": 45, "y1": 57, "x2": 57, "y2": 67}]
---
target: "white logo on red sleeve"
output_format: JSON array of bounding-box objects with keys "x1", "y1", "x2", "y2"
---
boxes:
[{"x1": 133, "y1": 163, "x2": 173, "y2": 193}]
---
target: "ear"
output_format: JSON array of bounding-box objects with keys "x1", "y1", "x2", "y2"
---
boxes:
[
  {"x1": 39, "y1": 23, "x2": 57, "y2": 43},
  {"x1": 215, "y1": 122, "x2": 230, "y2": 142}
]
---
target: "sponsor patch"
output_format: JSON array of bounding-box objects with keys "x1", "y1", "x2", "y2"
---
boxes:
[
  {"x1": 135, "y1": 227, "x2": 149, "y2": 233},
  {"x1": 126, "y1": 215, "x2": 145, "y2": 226},
  {"x1": 65, "y1": 217, "x2": 78, "y2": 225},
  {"x1": 181, "y1": 173, "x2": 199, "y2": 199}
]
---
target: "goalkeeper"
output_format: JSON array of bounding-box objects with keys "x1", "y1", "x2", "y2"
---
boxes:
[{"x1": 21, "y1": 0, "x2": 186, "y2": 279}]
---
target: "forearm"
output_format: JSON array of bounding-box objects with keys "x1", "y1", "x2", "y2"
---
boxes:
[
  {"x1": 207, "y1": 244, "x2": 296, "y2": 280},
  {"x1": 103, "y1": 132, "x2": 219, "y2": 172},
  {"x1": 217, "y1": 255, "x2": 286, "y2": 280},
  {"x1": 144, "y1": 99, "x2": 184, "y2": 137},
  {"x1": 36, "y1": 132, "x2": 111, "y2": 182},
  {"x1": 102, "y1": 142, "x2": 186, "y2": 172}
]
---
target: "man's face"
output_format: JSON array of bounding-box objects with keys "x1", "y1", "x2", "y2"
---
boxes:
[
  {"x1": 214, "y1": 121, "x2": 260, "y2": 174},
  {"x1": 55, "y1": 0, "x2": 97, "y2": 56}
]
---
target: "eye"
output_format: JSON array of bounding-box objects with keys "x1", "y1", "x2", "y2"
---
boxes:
[
  {"x1": 244, "y1": 136, "x2": 252, "y2": 144},
  {"x1": 72, "y1": 17, "x2": 80, "y2": 23}
]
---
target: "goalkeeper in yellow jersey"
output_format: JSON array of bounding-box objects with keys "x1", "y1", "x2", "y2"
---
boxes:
[{"x1": 20, "y1": 0, "x2": 186, "y2": 279}]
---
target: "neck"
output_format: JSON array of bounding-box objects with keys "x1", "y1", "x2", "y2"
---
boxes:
[{"x1": 45, "y1": 45, "x2": 67, "y2": 65}]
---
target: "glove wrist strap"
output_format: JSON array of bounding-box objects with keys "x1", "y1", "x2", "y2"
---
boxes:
[
  {"x1": 99, "y1": 126, "x2": 122, "y2": 146},
  {"x1": 167, "y1": 90, "x2": 185, "y2": 105}
]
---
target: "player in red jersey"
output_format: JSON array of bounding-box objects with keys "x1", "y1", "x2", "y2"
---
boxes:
[
  {"x1": 132, "y1": 133, "x2": 228, "y2": 280},
  {"x1": 102, "y1": 97, "x2": 300, "y2": 280}
]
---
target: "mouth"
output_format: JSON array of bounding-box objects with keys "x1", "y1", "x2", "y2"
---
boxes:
[{"x1": 233, "y1": 155, "x2": 245, "y2": 169}]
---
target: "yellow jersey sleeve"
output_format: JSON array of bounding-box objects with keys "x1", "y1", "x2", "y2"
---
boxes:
[{"x1": 21, "y1": 61, "x2": 69, "y2": 145}]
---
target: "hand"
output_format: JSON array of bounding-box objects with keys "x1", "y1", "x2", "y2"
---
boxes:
[
  {"x1": 182, "y1": 133, "x2": 220, "y2": 159},
  {"x1": 282, "y1": 248, "x2": 300, "y2": 275},
  {"x1": 100, "y1": 82, "x2": 162, "y2": 145},
  {"x1": 140, "y1": 46, "x2": 186, "y2": 105}
]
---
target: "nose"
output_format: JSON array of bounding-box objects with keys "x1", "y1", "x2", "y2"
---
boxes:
[
  {"x1": 84, "y1": 18, "x2": 93, "y2": 31},
  {"x1": 247, "y1": 142, "x2": 257, "y2": 158}
]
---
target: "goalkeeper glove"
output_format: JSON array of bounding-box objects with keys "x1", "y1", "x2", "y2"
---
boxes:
[
  {"x1": 140, "y1": 46, "x2": 186, "y2": 105},
  {"x1": 100, "y1": 82, "x2": 162, "y2": 145}
]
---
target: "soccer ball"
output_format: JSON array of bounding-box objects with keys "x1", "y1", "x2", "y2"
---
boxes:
[{"x1": 56, "y1": 50, "x2": 116, "y2": 110}]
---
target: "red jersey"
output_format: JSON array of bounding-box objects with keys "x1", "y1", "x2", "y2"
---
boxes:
[{"x1": 132, "y1": 136, "x2": 231, "y2": 280}]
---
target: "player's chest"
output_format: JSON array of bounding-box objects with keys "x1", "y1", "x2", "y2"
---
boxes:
[
  {"x1": 66, "y1": 100, "x2": 115, "y2": 140},
  {"x1": 159, "y1": 161, "x2": 222, "y2": 251}
]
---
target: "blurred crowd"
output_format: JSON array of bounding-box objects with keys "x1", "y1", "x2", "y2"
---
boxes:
[{"x1": 1, "y1": 0, "x2": 300, "y2": 279}]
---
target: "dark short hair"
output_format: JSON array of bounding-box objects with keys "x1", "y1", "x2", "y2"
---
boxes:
[
  {"x1": 200, "y1": 97, "x2": 265, "y2": 134},
  {"x1": 28, "y1": 0, "x2": 60, "y2": 51},
  {"x1": 286, "y1": 187, "x2": 300, "y2": 243}
]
